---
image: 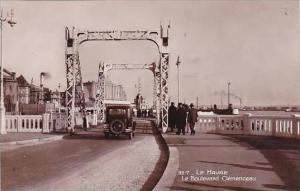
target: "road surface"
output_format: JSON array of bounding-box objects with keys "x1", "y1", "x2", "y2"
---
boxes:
[{"x1": 1, "y1": 127, "x2": 161, "y2": 191}]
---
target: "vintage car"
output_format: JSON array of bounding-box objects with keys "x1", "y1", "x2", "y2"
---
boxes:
[{"x1": 103, "y1": 105, "x2": 136, "y2": 139}]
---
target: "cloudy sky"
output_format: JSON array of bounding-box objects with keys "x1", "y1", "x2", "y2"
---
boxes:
[{"x1": 2, "y1": 0, "x2": 299, "y2": 106}]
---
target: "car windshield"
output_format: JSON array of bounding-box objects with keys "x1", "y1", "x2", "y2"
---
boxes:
[{"x1": 108, "y1": 109, "x2": 126, "y2": 115}]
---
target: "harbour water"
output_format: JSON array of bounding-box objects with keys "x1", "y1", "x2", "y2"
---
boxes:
[
  {"x1": 239, "y1": 110, "x2": 300, "y2": 117},
  {"x1": 198, "y1": 110, "x2": 300, "y2": 117}
]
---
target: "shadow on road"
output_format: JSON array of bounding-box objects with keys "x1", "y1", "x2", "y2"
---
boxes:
[
  {"x1": 196, "y1": 160, "x2": 273, "y2": 172},
  {"x1": 63, "y1": 127, "x2": 133, "y2": 141},
  {"x1": 63, "y1": 133, "x2": 134, "y2": 141},
  {"x1": 170, "y1": 181, "x2": 271, "y2": 191},
  {"x1": 224, "y1": 135, "x2": 300, "y2": 191}
]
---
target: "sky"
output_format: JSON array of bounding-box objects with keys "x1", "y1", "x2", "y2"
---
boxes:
[{"x1": 2, "y1": 0, "x2": 300, "y2": 106}]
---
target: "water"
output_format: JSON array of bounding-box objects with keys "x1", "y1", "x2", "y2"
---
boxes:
[
  {"x1": 198, "y1": 110, "x2": 300, "y2": 117},
  {"x1": 239, "y1": 110, "x2": 300, "y2": 117}
]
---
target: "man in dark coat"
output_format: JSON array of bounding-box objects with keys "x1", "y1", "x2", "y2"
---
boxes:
[
  {"x1": 176, "y1": 103, "x2": 187, "y2": 135},
  {"x1": 188, "y1": 103, "x2": 198, "y2": 135},
  {"x1": 168, "y1": 102, "x2": 177, "y2": 132}
]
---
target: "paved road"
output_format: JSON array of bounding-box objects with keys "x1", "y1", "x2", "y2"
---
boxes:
[{"x1": 1, "y1": 127, "x2": 160, "y2": 191}]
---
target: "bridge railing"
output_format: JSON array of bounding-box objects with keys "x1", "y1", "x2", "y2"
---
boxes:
[
  {"x1": 197, "y1": 114, "x2": 300, "y2": 139},
  {"x1": 197, "y1": 115, "x2": 218, "y2": 133},
  {"x1": 5, "y1": 112, "x2": 92, "y2": 133},
  {"x1": 5, "y1": 114, "x2": 51, "y2": 133}
]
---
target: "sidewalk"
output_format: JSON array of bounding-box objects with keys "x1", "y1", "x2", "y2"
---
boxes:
[
  {"x1": 155, "y1": 130, "x2": 300, "y2": 191},
  {"x1": 0, "y1": 124, "x2": 104, "y2": 151},
  {"x1": 0, "y1": 123, "x2": 104, "y2": 143},
  {"x1": 0, "y1": 132, "x2": 65, "y2": 151}
]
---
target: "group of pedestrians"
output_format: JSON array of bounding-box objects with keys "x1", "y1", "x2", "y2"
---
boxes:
[{"x1": 168, "y1": 102, "x2": 198, "y2": 135}]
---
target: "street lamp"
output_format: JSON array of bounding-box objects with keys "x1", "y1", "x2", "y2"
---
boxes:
[
  {"x1": 227, "y1": 82, "x2": 231, "y2": 108},
  {"x1": 176, "y1": 56, "x2": 181, "y2": 104},
  {"x1": 0, "y1": 9, "x2": 16, "y2": 134},
  {"x1": 58, "y1": 83, "x2": 61, "y2": 107}
]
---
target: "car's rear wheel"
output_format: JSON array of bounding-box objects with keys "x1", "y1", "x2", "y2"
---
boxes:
[{"x1": 109, "y1": 119, "x2": 126, "y2": 135}]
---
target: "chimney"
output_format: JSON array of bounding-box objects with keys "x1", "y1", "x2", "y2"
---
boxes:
[
  {"x1": 12, "y1": 72, "x2": 16, "y2": 80},
  {"x1": 40, "y1": 73, "x2": 44, "y2": 88}
]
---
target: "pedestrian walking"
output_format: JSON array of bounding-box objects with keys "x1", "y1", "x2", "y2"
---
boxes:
[
  {"x1": 187, "y1": 103, "x2": 198, "y2": 135},
  {"x1": 176, "y1": 103, "x2": 187, "y2": 135},
  {"x1": 168, "y1": 102, "x2": 177, "y2": 132},
  {"x1": 183, "y1": 104, "x2": 189, "y2": 133},
  {"x1": 82, "y1": 113, "x2": 89, "y2": 131}
]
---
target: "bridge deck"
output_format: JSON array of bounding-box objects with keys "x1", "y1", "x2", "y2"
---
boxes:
[{"x1": 159, "y1": 130, "x2": 300, "y2": 191}]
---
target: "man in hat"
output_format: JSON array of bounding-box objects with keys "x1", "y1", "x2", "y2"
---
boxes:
[
  {"x1": 187, "y1": 103, "x2": 198, "y2": 135},
  {"x1": 176, "y1": 103, "x2": 187, "y2": 135},
  {"x1": 168, "y1": 102, "x2": 177, "y2": 132}
]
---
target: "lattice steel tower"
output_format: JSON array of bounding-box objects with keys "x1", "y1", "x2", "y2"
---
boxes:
[{"x1": 65, "y1": 24, "x2": 170, "y2": 133}]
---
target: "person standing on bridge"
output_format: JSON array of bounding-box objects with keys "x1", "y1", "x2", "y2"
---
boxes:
[
  {"x1": 176, "y1": 103, "x2": 187, "y2": 135},
  {"x1": 168, "y1": 102, "x2": 177, "y2": 132},
  {"x1": 188, "y1": 103, "x2": 198, "y2": 135}
]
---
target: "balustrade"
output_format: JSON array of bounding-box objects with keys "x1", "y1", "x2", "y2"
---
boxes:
[
  {"x1": 5, "y1": 114, "x2": 51, "y2": 133},
  {"x1": 197, "y1": 114, "x2": 300, "y2": 139}
]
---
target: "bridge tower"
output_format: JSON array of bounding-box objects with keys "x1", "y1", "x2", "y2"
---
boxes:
[{"x1": 65, "y1": 24, "x2": 170, "y2": 133}]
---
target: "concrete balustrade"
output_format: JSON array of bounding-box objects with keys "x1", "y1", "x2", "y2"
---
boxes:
[
  {"x1": 42, "y1": 114, "x2": 50, "y2": 133},
  {"x1": 197, "y1": 114, "x2": 300, "y2": 139},
  {"x1": 216, "y1": 115, "x2": 246, "y2": 134},
  {"x1": 5, "y1": 114, "x2": 51, "y2": 133},
  {"x1": 248, "y1": 115, "x2": 274, "y2": 136},
  {"x1": 197, "y1": 116, "x2": 218, "y2": 133}
]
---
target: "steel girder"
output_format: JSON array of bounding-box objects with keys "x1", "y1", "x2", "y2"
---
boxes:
[
  {"x1": 95, "y1": 62, "x2": 105, "y2": 122},
  {"x1": 65, "y1": 28, "x2": 85, "y2": 133},
  {"x1": 65, "y1": 53, "x2": 85, "y2": 133},
  {"x1": 65, "y1": 25, "x2": 170, "y2": 133},
  {"x1": 76, "y1": 30, "x2": 161, "y2": 45},
  {"x1": 65, "y1": 54, "x2": 75, "y2": 131},
  {"x1": 154, "y1": 63, "x2": 161, "y2": 127},
  {"x1": 103, "y1": 63, "x2": 155, "y2": 71},
  {"x1": 160, "y1": 53, "x2": 169, "y2": 132},
  {"x1": 95, "y1": 62, "x2": 158, "y2": 122}
]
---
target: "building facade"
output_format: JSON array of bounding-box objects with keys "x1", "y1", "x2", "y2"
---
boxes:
[
  {"x1": 2, "y1": 69, "x2": 53, "y2": 114},
  {"x1": 3, "y1": 69, "x2": 18, "y2": 113},
  {"x1": 83, "y1": 80, "x2": 127, "y2": 107}
]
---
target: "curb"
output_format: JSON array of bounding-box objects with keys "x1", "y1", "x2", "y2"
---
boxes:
[
  {"x1": 153, "y1": 135, "x2": 180, "y2": 191},
  {"x1": 0, "y1": 135, "x2": 65, "y2": 147},
  {"x1": 141, "y1": 121, "x2": 170, "y2": 191}
]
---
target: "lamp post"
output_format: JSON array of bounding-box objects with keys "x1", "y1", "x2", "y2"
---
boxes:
[
  {"x1": 0, "y1": 9, "x2": 16, "y2": 134},
  {"x1": 227, "y1": 82, "x2": 231, "y2": 108},
  {"x1": 58, "y1": 83, "x2": 61, "y2": 108},
  {"x1": 40, "y1": 72, "x2": 44, "y2": 104},
  {"x1": 176, "y1": 56, "x2": 181, "y2": 104}
]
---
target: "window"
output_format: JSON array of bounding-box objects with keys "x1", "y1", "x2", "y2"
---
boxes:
[{"x1": 108, "y1": 109, "x2": 126, "y2": 115}]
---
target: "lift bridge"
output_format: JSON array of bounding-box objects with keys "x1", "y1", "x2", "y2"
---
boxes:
[{"x1": 65, "y1": 24, "x2": 170, "y2": 133}]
